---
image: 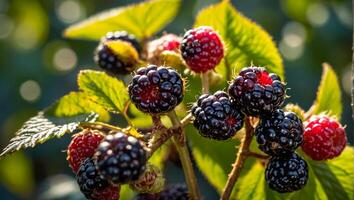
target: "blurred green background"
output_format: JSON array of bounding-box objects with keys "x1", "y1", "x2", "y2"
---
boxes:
[{"x1": 0, "y1": 0, "x2": 352, "y2": 199}]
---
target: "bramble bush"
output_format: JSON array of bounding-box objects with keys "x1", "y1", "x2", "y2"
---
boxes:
[{"x1": 1, "y1": 0, "x2": 353, "y2": 199}]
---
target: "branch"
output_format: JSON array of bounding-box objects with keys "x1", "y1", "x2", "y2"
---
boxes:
[
  {"x1": 245, "y1": 151, "x2": 269, "y2": 160},
  {"x1": 201, "y1": 72, "x2": 210, "y2": 94},
  {"x1": 220, "y1": 117, "x2": 254, "y2": 200}
]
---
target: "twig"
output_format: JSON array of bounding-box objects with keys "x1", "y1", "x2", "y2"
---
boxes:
[
  {"x1": 201, "y1": 72, "x2": 210, "y2": 94},
  {"x1": 245, "y1": 151, "x2": 269, "y2": 160},
  {"x1": 167, "y1": 111, "x2": 201, "y2": 200},
  {"x1": 147, "y1": 128, "x2": 176, "y2": 157},
  {"x1": 122, "y1": 101, "x2": 133, "y2": 126},
  {"x1": 220, "y1": 117, "x2": 254, "y2": 200},
  {"x1": 181, "y1": 113, "x2": 193, "y2": 127},
  {"x1": 80, "y1": 122, "x2": 122, "y2": 133}
]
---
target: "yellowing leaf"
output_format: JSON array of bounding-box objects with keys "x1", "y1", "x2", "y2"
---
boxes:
[
  {"x1": 64, "y1": 0, "x2": 181, "y2": 40},
  {"x1": 194, "y1": 1, "x2": 284, "y2": 80},
  {"x1": 106, "y1": 40, "x2": 139, "y2": 64}
]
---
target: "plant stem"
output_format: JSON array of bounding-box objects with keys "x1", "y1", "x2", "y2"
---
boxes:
[
  {"x1": 123, "y1": 101, "x2": 133, "y2": 126},
  {"x1": 167, "y1": 111, "x2": 201, "y2": 200},
  {"x1": 201, "y1": 72, "x2": 210, "y2": 94},
  {"x1": 220, "y1": 117, "x2": 254, "y2": 200},
  {"x1": 245, "y1": 151, "x2": 269, "y2": 160}
]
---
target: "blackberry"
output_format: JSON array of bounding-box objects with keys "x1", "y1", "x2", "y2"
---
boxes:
[
  {"x1": 255, "y1": 109, "x2": 303, "y2": 156},
  {"x1": 302, "y1": 115, "x2": 347, "y2": 160},
  {"x1": 160, "y1": 184, "x2": 189, "y2": 200},
  {"x1": 128, "y1": 65, "x2": 184, "y2": 114},
  {"x1": 265, "y1": 153, "x2": 308, "y2": 193},
  {"x1": 191, "y1": 91, "x2": 244, "y2": 140},
  {"x1": 136, "y1": 193, "x2": 160, "y2": 200},
  {"x1": 94, "y1": 31, "x2": 140, "y2": 75},
  {"x1": 180, "y1": 26, "x2": 224, "y2": 73},
  {"x1": 228, "y1": 66, "x2": 285, "y2": 116},
  {"x1": 94, "y1": 132, "x2": 147, "y2": 184},
  {"x1": 76, "y1": 158, "x2": 120, "y2": 200},
  {"x1": 67, "y1": 129, "x2": 104, "y2": 173}
]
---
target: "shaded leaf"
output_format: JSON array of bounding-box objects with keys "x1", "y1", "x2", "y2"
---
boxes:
[
  {"x1": 77, "y1": 70, "x2": 129, "y2": 113},
  {"x1": 194, "y1": 1, "x2": 284, "y2": 81},
  {"x1": 64, "y1": 0, "x2": 181, "y2": 40}
]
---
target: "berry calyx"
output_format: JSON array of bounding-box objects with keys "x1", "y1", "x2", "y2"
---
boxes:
[
  {"x1": 94, "y1": 132, "x2": 147, "y2": 184},
  {"x1": 191, "y1": 91, "x2": 244, "y2": 140},
  {"x1": 302, "y1": 115, "x2": 347, "y2": 161},
  {"x1": 180, "y1": 26, "x2": 224, "y2": 73},
  {"x1": 228, "y1": 66, "x2": 285, "y2": 116},
  {"x1": 76, "y1": 158, "x2": 120, "y2": 200},
  {"x1": 130, "y1": 163, "x2": 165, "y2": 193},
  {"x1": 255, "y1": 109, "x2": 303, "y2": 156},
  {"x1": 128, "y1": 65, "x2": 184, "y2": 114},
  {"x1": 265, "y1": 153, "x2": 308, "y2": 193},
  {"x1": 67, "y1": 129, "x2": 104, "y2": 173}
]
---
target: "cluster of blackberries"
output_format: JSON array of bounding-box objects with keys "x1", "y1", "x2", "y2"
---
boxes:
[{"x1": 67, "y1": 129, "x2": 147, "y2": 199}]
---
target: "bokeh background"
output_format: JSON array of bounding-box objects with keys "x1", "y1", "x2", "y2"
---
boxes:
[{"x1": 0, "y1": 0, "x2": 352, "y2": 199}]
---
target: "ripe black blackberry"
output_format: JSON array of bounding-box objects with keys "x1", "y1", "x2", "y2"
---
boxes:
[
  {"x1": 160, "y1": 184, "x2": 189, "y2": 200},
  {"x1": 94, "y1": 132, "x2": 147, "y2": 184},
  {"x1": 128, "y1": 65, "x2": 184, "y2": 114},
  {"x1": 191, "y1": 91, "x2": 244, "y2": 140},
  {"x1": 266, "y1": 153, "x2": 308, "y2": 193},
  {"x1": 255, "y1": 109, "x2": 303, "y2": 156},
  {"x1": 94, "y1": 31, "x2": 141, "y2": 75},
  {"x1": 228, "y1": 66, "x2": 285, "y2": 116}
]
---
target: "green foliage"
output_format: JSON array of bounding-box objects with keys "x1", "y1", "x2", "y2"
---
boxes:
[
  {"x1": 310, "y1": 63, "x2": 342, "y2": 119},
  {"x1": 0, "y1": 112, "x2": 98, "y2": 157},
  {"x1": 77, "y1": 70, "x2": 130, "y2": 113},
  {"x1": 194, "y1": 1, "x2": 284, "y2": 81},
  {"x1": 63, "y1": 0, "x2": 181, "y2": 40}
]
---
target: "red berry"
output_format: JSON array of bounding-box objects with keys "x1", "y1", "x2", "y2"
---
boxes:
[
  {"x1": 151, "y1": 34, "x2": 181, "y2": 51},
  {"x1": 67, "y1": 129, "x2": 104, "y2": 173},
  {"x1": 90, "y1": 185, "x2": 120, "y2": 200},
  {"x1": 180, "y1": 26, "x2": 224, "y2": 73},
  {"x1": 302, "y1": 115, "x2": 347, "y2": 161}
]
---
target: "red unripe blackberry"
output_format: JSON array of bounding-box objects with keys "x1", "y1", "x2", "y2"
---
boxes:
[
  {"x1": 191, "y1": 91, "x2": 244, "y2": 140},
  {"x1": 302, "y1": 115, "x2": 347, "y2": 160},
  {"x1": 266, "y1": 153, "x2": 308, "y2": 193},
  {"x1": 94, "y1": 132, "x2": 147, "y2": 184},
  {"x1": 67, "y1": 129, "x2": 104, "y2": 173},
  {"x1": 76, "y1": 158, "x2": 119, "y2": 200},
  {"x1": 255, "y1": 109, "x2": 303, "y2": 156},
  {"x1": 228, "y1": 66, "x2": 285, "y2": 116},
  {"x1": 128, "y1": 65, "x2": 184, "y2": 114},
  {"x1": 147, "y1": 34, "x2": 182, "y2": 65},
  {"x1": 180, "y1": 26, "x2": 224, "y2": 73}
]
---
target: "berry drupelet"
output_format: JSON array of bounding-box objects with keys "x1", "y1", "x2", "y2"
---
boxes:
[
  {"x1": 191, "y1": 91, "x2": 244, "y2": 140},
  {"x1": 228, "y1": 66, "x2": 285, "y2": 116},
  {"x1": 128, "y1": 65, "x2": 184, "y2": 114},
  {"x1": 76, "y1": 158, "x2": 119, "y2": 200},
  {"x1": 265, "y1": 153, "x2": 308, "y2": 193},
  {"x1": 255, "y1": 109, "x2": 303, "y2": 156},
  {"x1": 67, "y1": 129, "x2": 104, "y2": 173},
  {"x1": 180, "y1": 26, "x2": 224, "y2": 73},
  {"x1": 302, "y1": 115, "x2": 347, "y2": 161},
  {"x1": 160, "y1": 184, "x2": 189, "y2": 200},
  {"x1": 94, "y1": 132, "x2": 147, "y2": 184}
]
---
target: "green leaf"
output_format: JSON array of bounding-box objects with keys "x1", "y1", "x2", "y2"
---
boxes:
[
  {"x1": 78, "y1": 70, "x2": 129, "y2": 113},
  {"x1": 120, "y1": 185, "x2": 136, "y2": 199},
  {"x1": 0, "y1": 112, "x2": 98, "y2": 157},
  {"x1": 105, "y1": 40, "x2": 139, "y2": 65},
  {"x1": 63, "y1": 0, "x2": 181, "y2": 40},
  {"x1": 310, "y1": 63, "x2": 342, "y2": 119},
  {"x1": 194, "y1": 1, "x2": 284, "y2": 81},
  {"x1": 46, "y1": 92, "x2": 110, "y2": 122}
]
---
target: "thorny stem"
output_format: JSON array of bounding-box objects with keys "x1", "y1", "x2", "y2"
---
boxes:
[
  {"x1": 201, "y1": 72, "x2": 210, "y2": 94},
  {"x1": 122, "y1": 101, "x2": 132, "y2": 126},
  {"x1": 167, "y1": 111, "x2": 201, "y2": 200},
  {"x1": 221, "y1": 117, "x2": 255, "y2": 200}
]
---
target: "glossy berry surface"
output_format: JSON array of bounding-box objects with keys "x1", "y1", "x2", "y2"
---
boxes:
[
  {"x1": 255, "y1": 109, "x2": 303, "y2": 156},
  {"x1": 180, "y1": 26, "x2": 224, "y2": 73},
  {"x1": 94, "y1": 132, "x2": 147, "y2": 184},
  {"x1": 228, "y1": 66, "x2": 285, "y2": 116},
  {"x1": 76, "y1": 158, "x2": 119, "y2": 200},
  {"x1": 67, "y1": 129, "x2": 104, "y2": 173},
  {"x1": 191, "y1": 91, "x2": 244, "y2": 140},
  {"x1": 105, "y1": 31, "x2": 141, "y2": 53},
  {"x1": 302, "y1": 115, "x2": 347, "y2": 160},
  {"x1": 128, "y1": 65, "x2": 184, "y2": 114},
  {"x1": 266, "y1": 153, "x2": 308, "y2": 193}
]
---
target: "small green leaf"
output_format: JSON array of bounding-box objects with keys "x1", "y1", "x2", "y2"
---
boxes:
[
  {"x1": 78, "y1": 70, "x2": 129, "y2": 113},
  {"x1": 106, "y1": 40, "x2": 139, "y2": 64},
  {"x1": 194, "y1": 1, "x2": 284, "y2": 80},
  {"x1": 0, "y1": 112, "x2": 98, "y2": 157},
  {"x1": 46, "y1": 92, "x2": 110, "y2": 122},
  {"x1": 310, "y1": 63, "x2": 342, "y2": 119},
  {"x1": 64, "y1": 0, "x2": 181, "y2": 40}
]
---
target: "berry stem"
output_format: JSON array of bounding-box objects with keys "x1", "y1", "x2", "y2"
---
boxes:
[
  {"x1": 245, "y1": 151, "x2": 269, "y2": 160},
  {"x1": 79, "y1": 122, "x2": 122, "y2": 133},
  {"x1": 201, "y1": 72, "x2": 210, "y2": 94},
  {"x1": 167, "y1": 111, "x2": 201, "y2": 200},
  {"x1": 220, "y1": 117, "x2": 254, "y2": 200},
  {"x1": 122, "y1": 101, "x2": 133, "y2": 126}
]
